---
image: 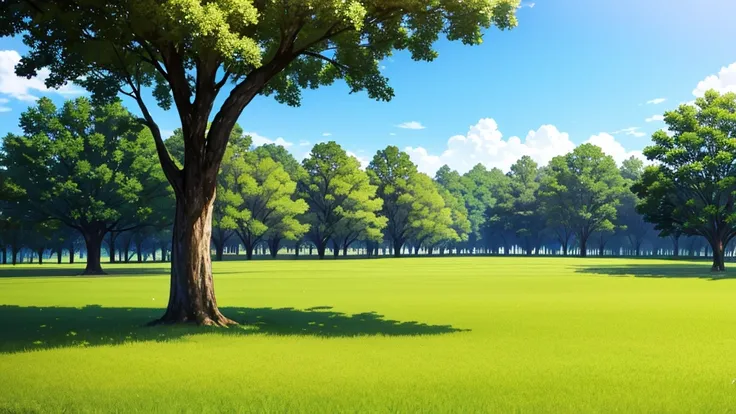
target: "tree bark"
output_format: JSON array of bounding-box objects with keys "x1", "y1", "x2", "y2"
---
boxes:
[
  {"x1": 580, "y1": 236, "x2": 588, "y2": 258},
  {"x1": 83, "y1": 230, "x2": 106, "y2": 275},
  {"x1": 672, "y1": 236, "x2": 680, "y2": 258},
  {"x1": 107, "y1": 232, "x2": 117, "y2": 263},
  {"x1": 245, "y1": 244, "x2": 254, "y2": 260},
  {"x1": 393, "y1": 239, "x2": 403, "y2": 257},
  {"x1": 36, "y1": 249, "x2": 44, "y2": 265},
  {"x1": 56, "y1": 247, "x2": 63, "y2": 264},
  {"x1": 68, "y1": 242, "x2": 75, "y2": 264},
  {"x1": 153, "y1": 193, "x2": 234, "y2": 326},
  {"x1": 11, "y1": 245, "x2": 18, "y2": 265},
  {"x1": 268, "y1": 237, "x2": 281, "y2": 258},
  {"x1": 136, "y1": 241, "x2": 143, "y2": 263},
  {"x1": 711, "y1": 239, "x2": 726, "y2": 272},
  {"x1": 316, "y1": 242, "x2": 326, "y2": 259},
  {"x1": 214, "y1": 240, "x2": 224, "y2": 261}
]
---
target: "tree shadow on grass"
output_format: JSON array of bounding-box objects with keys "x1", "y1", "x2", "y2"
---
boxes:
[
  {"x1": 0, "y1": 305, "x2": 468, "y2": 354},
  {"x1": 0, "y1": 266, "x2": 170, "y2": 278},
  {"x1": 576, "y1": 263, "x2": 736, "y2": 280}
]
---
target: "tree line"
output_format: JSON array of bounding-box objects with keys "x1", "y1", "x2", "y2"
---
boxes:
[{"x1": 3, "y1": 93, "x2": 734, "y2": 273}]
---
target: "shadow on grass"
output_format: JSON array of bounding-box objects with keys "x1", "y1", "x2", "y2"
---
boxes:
[
  {"x1": 0, "y1": 266, "x2": 170, "y2": 278},
  {"x1": 576, "y1": 263, "x2": 736, "y2": 280},
  {"x1": 0, "y1": 305, "x2": 468, "y2": 354}
]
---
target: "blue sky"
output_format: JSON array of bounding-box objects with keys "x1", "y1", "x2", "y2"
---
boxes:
[{"x1": 1, "y1": 0, "x2": 735, "y2": 174}]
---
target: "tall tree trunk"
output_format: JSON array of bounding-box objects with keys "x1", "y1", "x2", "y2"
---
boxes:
[
  {"x1": 393, "y1": 239, "x2": 403, "y2": 257},
  {"x1": 11, "y1": 245, "x2": 18, "y2": 265},
  {"x1": 562, "y1": 242, "x2": 568, "y2": 256},
  {"x1": 316, "y1": 242, "x2": 326, "y2": 259},
  {"x1": 136, "y1": 241, "x2": 143, "y2": 263},
  {"x1": 107, "y1": 232, "x2": 118, "y2": 263},
  {"x1": 153, "y1": 192, "x2": 234, "y2": 326},
  {"x1": 124, "y1": 243, "x2": 131, "y2": 263},
  {"x1": 332, "y1": 240, "x2": 340, "y2": 258},
  {"x1": 342, "y1": 244, "x2": 349, "y2": 257},
  {"x1": 56, "y1": 247, "x2": 63, "y2": 264},
  {"x1": 268, "y1": 238, "x2": 280, "y2": 258},
  {"x1": 83, "y1": 229, "x2": 106, "y2": 275},
  {"x1": 635, "y1": 244, "x2": 641, "y2": 257},
  {"x1": 309, "y1": 244, "x2": 314, "y2": 256},
  {"x1": 295, "y1": 241, "x2": 301, "y2": 258},
  {"x1": 672, "y1": 236, "x2": 680, "y2": 258},
  {"x1": 711, "y1": 239, "x2": 726, "y2": 272},
  {"x1": 580, "y1": 235, "x2": 588, "y2": 258},
  {"x1": 37, "y1": 249, "x2": 44, "y2": 265},
  {"x1": 68, "y1": 241, "x2": 75, "y2": 264},
  {"x1": 245, "y1": 243, "x2": 254, "y2": 260},
  {"x1": 214, "y1": 240, "x2": 224, "y2": 261}
]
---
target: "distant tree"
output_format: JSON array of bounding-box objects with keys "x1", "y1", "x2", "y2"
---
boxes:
[
  {"x1": 540, "y1": 144, "x2": 627, "y2": 257},
  {"x1": 300, "y1": 142, "x2": 382, "y2": 259},
  {"x1": 224, "y1": 149, "x2": 308, "y2": 260},
  {"x1": 633, "y1": 90, "x2": 736, "y2": 271},
  {"x1": 367, "y1": 146, "x2": 418, "y2": 257},
  {"x1": 435, "y1": 184, "x2": 471, "y2": 254},
  {"x1": 407, "y1": 173, "x2": 455, "y2": 255},
  {"x1": 501, "y1": 156, "x2": 545, "y2": 255},
  {"x1": 0, "y1": 98, "x2": 166, "y2": 274},
  {"x1": 464, "y1": 165, "x2": 505, "y2": 253},
  {"x1": 1, "y1": 0, "x2": 520, "y2": 325},
  {"x1": 618, "y1": 156, "x2": 650, "y2": 256}
]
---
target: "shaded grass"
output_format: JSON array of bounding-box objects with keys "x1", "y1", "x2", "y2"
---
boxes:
[
  {"x1": 0, "y1": 305, "x2": 465, "y2": 354},
  {"x1": 2, "y1": 258, "x2": 736, "y2": 413}
]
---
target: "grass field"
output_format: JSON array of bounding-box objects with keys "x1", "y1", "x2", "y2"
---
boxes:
[{"x1": 1, "y1": 257, "x2": 736, "y2": 413}]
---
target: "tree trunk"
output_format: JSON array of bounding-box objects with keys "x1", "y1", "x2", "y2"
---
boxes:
[
  {"x1": 152, "y1": 248, "x2": 157, "y2": 262},
  {"x1": 580, "y1": 236, "x2": 588, "y2": 258},
  {"x1": 635, "y1": 244, "x2": 641, "y2": 257},
  {"x1": 562, "y1": 242, "x2": 568, "y2": 256},
  {"x1": 309, "y1": 245, "x2": 314, "y2": 256},
  {"x1": 393, "y1": 239, "x2": 403, "y2": 257},
  {"x1": 295, "y1": 241, "x2": 301, "y2": 258},
  {"x1": 245, "y1": 244, "x2": 254, "y2": 260},
  {"x1": 672, "y1": 236, "x2": 680, "y2": 258},
  {"x1": 268, "y1": 238, "x2": 280, "y2": 258},
  {"x1": 316, "y1": 243, "x2": 326, "y2": 259},
  {"x1": 214, "y1": 240, "x2": 224, "y2": 261},
  {"x1": 136, "y1": 242, "x2": 143, "y2": 263},
  {"x1": 107, "y1": 232, "x2": 117, "y2": 263},
  {"x1": 56, "y1": 247, "x2": 62, "y2": 264},
  {"x1": 711, "y1": 239, "x2": 726, "y2": 272},
  {"x1": 69, "y1": 242, "x2": 75, "y2": 264},
  {"x1": 598, "y1": 244, "x2": 604, "y2": 256},
  {"x1": 11, "y1": 245, "x2": 18, "y2": 265},
  {"x1": 153, "y1": 193, "x2": 234, "y2": 326},
  {"x1": 1, "y1": 247, "x2": 5, "y2": 265},
  {"x1": 37, "y1": 249, "x2": 44, "y2": 265},
  {"x1": 342, "y1": 244, "x2": 349, "y2": 257},
  {"x1": 83, "y1": 231, "x2": 106, "y2": 275},
  {"x1": 332, "y1": 240, "x2": 340, "y2": 259}
]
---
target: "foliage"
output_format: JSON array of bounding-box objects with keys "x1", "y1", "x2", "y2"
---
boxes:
[
  {"x1": 633, "y1": 90, "x2": 736, "y2": 270},
  {"x1": 540, "y1": 144, "x2": 626, "y2": 256}
]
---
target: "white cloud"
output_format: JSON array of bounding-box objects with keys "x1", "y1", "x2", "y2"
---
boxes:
[
  {"x1": 347, "y1": 151, "x2": 369, "y2": 170},
  {"x1": 611, "y1": 126, "x2": 646, "y2": 138},
  {"x1": 0, "y1": 50, "x2": 85, "y2": 101},
  {"x1": 645, "y1": 115, "x2": 664, "y2": 123},
  {"x1": 404, "y1": 118, "x2": 575, "y2": 175},
  {"x1": 299, "y1": 140, "x2": 311, "y2": 147},
  {"x1": 247, "y1": 131, "x2": 294, "y2": 149},
  {"x1": 389, "y1": 132, "x2": 397, "y2": 136},
  {"x1": 692, "y1": 62, "x2": 736, "y2": 97},
  {"x1": 584, "y1": 133, "x2": 646, "y2": 165},
  {"x1": 519, "y1": 2, "x2": 536, "y2": 8},
  {"x1": 646, "y1": 98, "x2": 666, "y2": 105},
  {"x1": 396, "y1": 121, "x2": 426, "y2": 130},
  {"x1": 0, "y1": 97, "x2": 9, "y2": 112},
  {"x1": 322, "y1": 132, "x2": 332, "y2": 137}
]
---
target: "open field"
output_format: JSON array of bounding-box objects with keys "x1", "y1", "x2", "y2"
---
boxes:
[{"x1": 1, "y1": 258, "x2": 736, "y2": 413}]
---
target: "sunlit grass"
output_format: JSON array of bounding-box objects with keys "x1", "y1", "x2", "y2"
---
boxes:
[{"x1": 1, "y1": 257, "x2": 735, "y2": 413}]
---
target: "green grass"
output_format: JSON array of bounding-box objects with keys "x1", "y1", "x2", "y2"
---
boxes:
[{"x1": 1, "y1": 258, "x2": 736, "y2": 413}]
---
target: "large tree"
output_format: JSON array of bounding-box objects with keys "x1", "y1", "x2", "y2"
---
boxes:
[
  {"x1": 0, "y1": 98, "x2": 165, "y2": 274},
  {"x1": 1, "y1": 0, "x2": 520, "y2": 325},
  {"x1": 300, "y1": 141, "x2": 382, "y2": 259},
  {"x1": 540, "y1": 144, "x2": 626, "y2": 257},
  {"x1": 633, "y1": 90, "x2": 736, "y2": 271}
]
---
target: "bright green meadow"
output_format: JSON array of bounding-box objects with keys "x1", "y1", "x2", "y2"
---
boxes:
[{"x1": 1, "y1": 257, "x2": 736, "y2": 413}]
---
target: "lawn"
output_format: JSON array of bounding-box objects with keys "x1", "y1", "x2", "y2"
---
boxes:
[{"x1": 1, "y1": 257, "x2": 735, "y2": 413}]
